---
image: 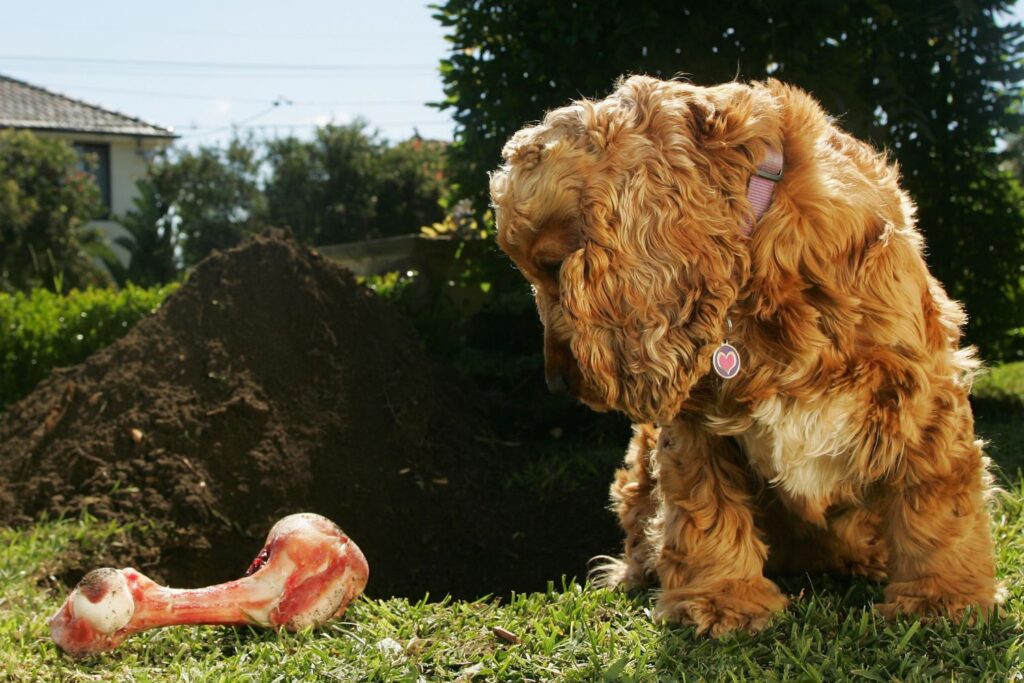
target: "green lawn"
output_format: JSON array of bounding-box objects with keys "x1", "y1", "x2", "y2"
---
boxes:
[
  {"x1": 2, "y1": 365, "x2": 1022, "y2": 681},
  {"x1": 975, "y1": 360, "x2": 1024, "y2": 405}
]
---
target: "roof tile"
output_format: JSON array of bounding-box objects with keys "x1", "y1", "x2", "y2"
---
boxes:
[{"x1": 0, "y1": 74, "x2": 176, "y2": 138}]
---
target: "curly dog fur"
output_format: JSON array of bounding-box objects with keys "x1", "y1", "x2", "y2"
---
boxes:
[{"x1": 490, "y1": 75, "x2": 1002, "y2": 636}]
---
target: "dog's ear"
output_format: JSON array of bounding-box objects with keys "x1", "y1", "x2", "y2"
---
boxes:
[
  {"x1": 545, "y1": 78, "x2": 753, "y2": 423},
  {"x1": 685, "y1": 91, "x2": 763, "y2": 148},
  {"x1": 558, "y1": 159, "x2": 743, "y2": 424}
]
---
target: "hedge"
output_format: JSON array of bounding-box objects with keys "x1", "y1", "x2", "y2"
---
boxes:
[{"x1": 0, "y1": 284, "x2": 176, "y2": 410}]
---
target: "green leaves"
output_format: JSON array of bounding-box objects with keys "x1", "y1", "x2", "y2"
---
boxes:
[
  {"x1": 118, "y1": 127, "x2": 450, "y2": 281},
  {"x1": 0, "y1": 130, "x2": 105, "y2": 294},
  {"x1": 142, "y1": 138, "x2": 267, "y2": 269},
  {"x1": 433, "y1": 0, "x2": 1024, "y2": 360},
  {"x1": 0, "y1": 283, "x2": 176, "y2": 410},
  {"x1": 263, "y1": 124, "x2": 448, "y2": 245}
]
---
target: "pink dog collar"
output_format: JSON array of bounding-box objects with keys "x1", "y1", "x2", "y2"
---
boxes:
[{"x1": 741, "y1": 147, "x2": 783, "y2": 236}]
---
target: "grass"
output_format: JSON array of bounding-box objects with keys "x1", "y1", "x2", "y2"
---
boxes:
[
  {"x1": 1, "y1": 369, "x2": 1022, "y2": 681},
  {"x1": 976, "y1": 362, "x2": 1024, "y2": 480},
  {"x1": 975, "y1": 361, "x2": 1024, "y2": 404}
]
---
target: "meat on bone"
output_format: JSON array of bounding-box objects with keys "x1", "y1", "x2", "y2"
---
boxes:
[{"x1": 49, "y1": 513, "x2": 369, "y2": 658}]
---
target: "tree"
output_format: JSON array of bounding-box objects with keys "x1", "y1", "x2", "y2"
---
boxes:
[
  {"x1": 146, "y1": 138, "x2": 266, "y2": 268},
  {"x1": 114, "y1": 178, "x2": 179, "y2": 287},
  {"x1": 434, "y1": 0, "x2": 1024, "y2": 358},
  {"x1": 264, "y1": 122, "x2": 385, "y2": 244},
  {"x1": 118, "y1": 128, "x2": 450, "y2": 283},
  {"x1": 378, "y1": 135, "x2": 446, "y2": 237},
  {"x1": 377, "y1": 137, "x2": 448, "y2": 238},
  {"x1": 263, "y1": 122, "x2": 448, "y2": 243},
  {"x1": 0, "y1": 129, "x2": 106, "y2": 293}
]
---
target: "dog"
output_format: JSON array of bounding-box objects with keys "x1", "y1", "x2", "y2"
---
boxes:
[{"x1": 489, "y1": 75, "x2": 1002, "y2": 636}]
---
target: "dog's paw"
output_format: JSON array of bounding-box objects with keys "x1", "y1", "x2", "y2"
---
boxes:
[
  {"x1": 840, "y1": 557, "x2": 889, "y2": 583},
  {"x1": 588, "y1": 555, "x2": 654, "y2": 592},
  {"x1": 877, "y1": 580, "x2": 1006, "y2": 623},
  {"x1": 654, "y1": 577, "x2": 788, "y2": 637}
]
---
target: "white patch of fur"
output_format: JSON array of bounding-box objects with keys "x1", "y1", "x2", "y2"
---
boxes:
[{"x1": 736, "y1": 394, "x2": 861, "y2": 503}]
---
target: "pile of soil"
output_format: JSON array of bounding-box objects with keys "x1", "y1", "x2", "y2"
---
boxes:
[{"x1": 0, "y1": 231, "x2": 618, "y2": 597}]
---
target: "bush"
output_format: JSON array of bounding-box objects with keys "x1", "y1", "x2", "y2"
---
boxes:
[
  {"x1": 0, "y1": 129, "x2": 106, "y2": 293},
  {"x1": 973, "y1": 360, "x2": 1024, "y2": 412},
  {"x1": 0, "y1": 284, "x2": 176, "y2": 410},
  {"x1": 118, "y1": 128, "x2": 451, "y2": 282},
  {"x1": 263, "y1": 124, "x2": 448, "y2": 245}
]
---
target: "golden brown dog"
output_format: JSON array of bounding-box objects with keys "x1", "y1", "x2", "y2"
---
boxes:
[{"x1": 490, "y1": 75, "x2": 1002, "y2": 636}]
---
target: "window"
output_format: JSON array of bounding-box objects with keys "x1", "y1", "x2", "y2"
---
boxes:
[{"x1": 73, "y1": 142, "x2": 112, "y2": 216}]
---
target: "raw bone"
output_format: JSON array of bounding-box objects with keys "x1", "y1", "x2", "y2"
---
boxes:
[{"x1": 49, "y1": 513, "x2": 369, "y2": 658}]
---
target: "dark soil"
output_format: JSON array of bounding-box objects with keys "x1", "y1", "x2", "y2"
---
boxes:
[{"x1": 0, "y1": 230, "x2": 621, "y2": 598}]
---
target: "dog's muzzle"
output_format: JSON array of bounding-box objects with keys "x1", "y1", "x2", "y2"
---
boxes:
[{"x1": 546, "y1": 373, "x2": 569, "y2": 395}]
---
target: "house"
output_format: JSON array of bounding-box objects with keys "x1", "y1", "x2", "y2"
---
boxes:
[{"x1": 0, "y1": 74, "x2": 177, "y2": 265}]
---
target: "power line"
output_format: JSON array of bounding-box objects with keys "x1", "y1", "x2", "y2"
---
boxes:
[
  {"x1": 178, "y1": 98, "x2": 294, "y2": 139},
  {"x1": 176, "y1": 121, "x2": 453, "y2": 133},
  {"x1": 1, "y1": 67, "x2": 432, "y2": 80},
  {"x1": 174, "y1": 97, "x2": 452, "y2": 138},
  {"x1": 32, "y1": 83, "x2": 429, "y2": 106},
  {"x1": 4, "y1": 21, "x2": 440, "y2": 43},
  {"x1": 0, "y1": 54, "x2": 435, "y2": 72}
]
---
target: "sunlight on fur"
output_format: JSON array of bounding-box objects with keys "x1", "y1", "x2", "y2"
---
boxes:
[{"x1": 491, "y1": 75, "x2": 1002, "y2": 637}]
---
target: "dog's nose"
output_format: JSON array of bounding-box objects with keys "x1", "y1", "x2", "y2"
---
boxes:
[{"x1": 546, "y1": 373, "x2": 568, "y2": 394}]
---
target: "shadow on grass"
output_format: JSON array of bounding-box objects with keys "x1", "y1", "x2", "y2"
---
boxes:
[
  {"x1": 648, "y1": 570, "x2": 1020, "y2": 680},
  {"x1": 974, "y1": 397, "x2": 1024, "y2": 485},
  {"x1": 639, "y1": 398, "x2": 1023, "y2": 680}
]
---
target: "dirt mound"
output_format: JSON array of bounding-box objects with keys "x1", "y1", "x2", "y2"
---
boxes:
[{"x1": 0, "y1": 231, "x2": 552, "y2": 598}]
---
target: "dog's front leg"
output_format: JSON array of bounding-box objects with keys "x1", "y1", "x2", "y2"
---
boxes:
[
  {"x1": 594, "y1": 424, "x2": 660, "y2": 591},
  {"x1": 653, "y1": 420, "x2": 788, "y2": 637},
  {"x1": 877, "y1": 406, "x2": 1002, "y2": 621}
]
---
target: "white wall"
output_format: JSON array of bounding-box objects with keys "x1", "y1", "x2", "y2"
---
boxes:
[
  {"x1": 47, "y1": 131, "x2": 171, "y2": 217},
  {"x1": 38, "y1": 131, "x2": 173, "y2": 270}
]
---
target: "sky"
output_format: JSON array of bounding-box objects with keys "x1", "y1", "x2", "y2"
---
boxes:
[
  {"x1": 0, "y1": 0, "x2": 454, "y2": 148},
  {"x1": 1, "y1": 1, "x2": 1022, "y2": 151}
]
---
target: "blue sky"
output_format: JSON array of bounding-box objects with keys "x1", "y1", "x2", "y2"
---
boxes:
[
  {"x1": 1, "y1": 1, "x2": 1021, "y2": 150},
  {"x1": 0, "y1": 0, "x2": 453, "y2": 147}
]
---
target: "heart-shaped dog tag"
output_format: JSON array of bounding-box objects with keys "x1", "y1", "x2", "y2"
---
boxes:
[{"x1": 712, "y1": 343, "x2": 741, "y2": 379}]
